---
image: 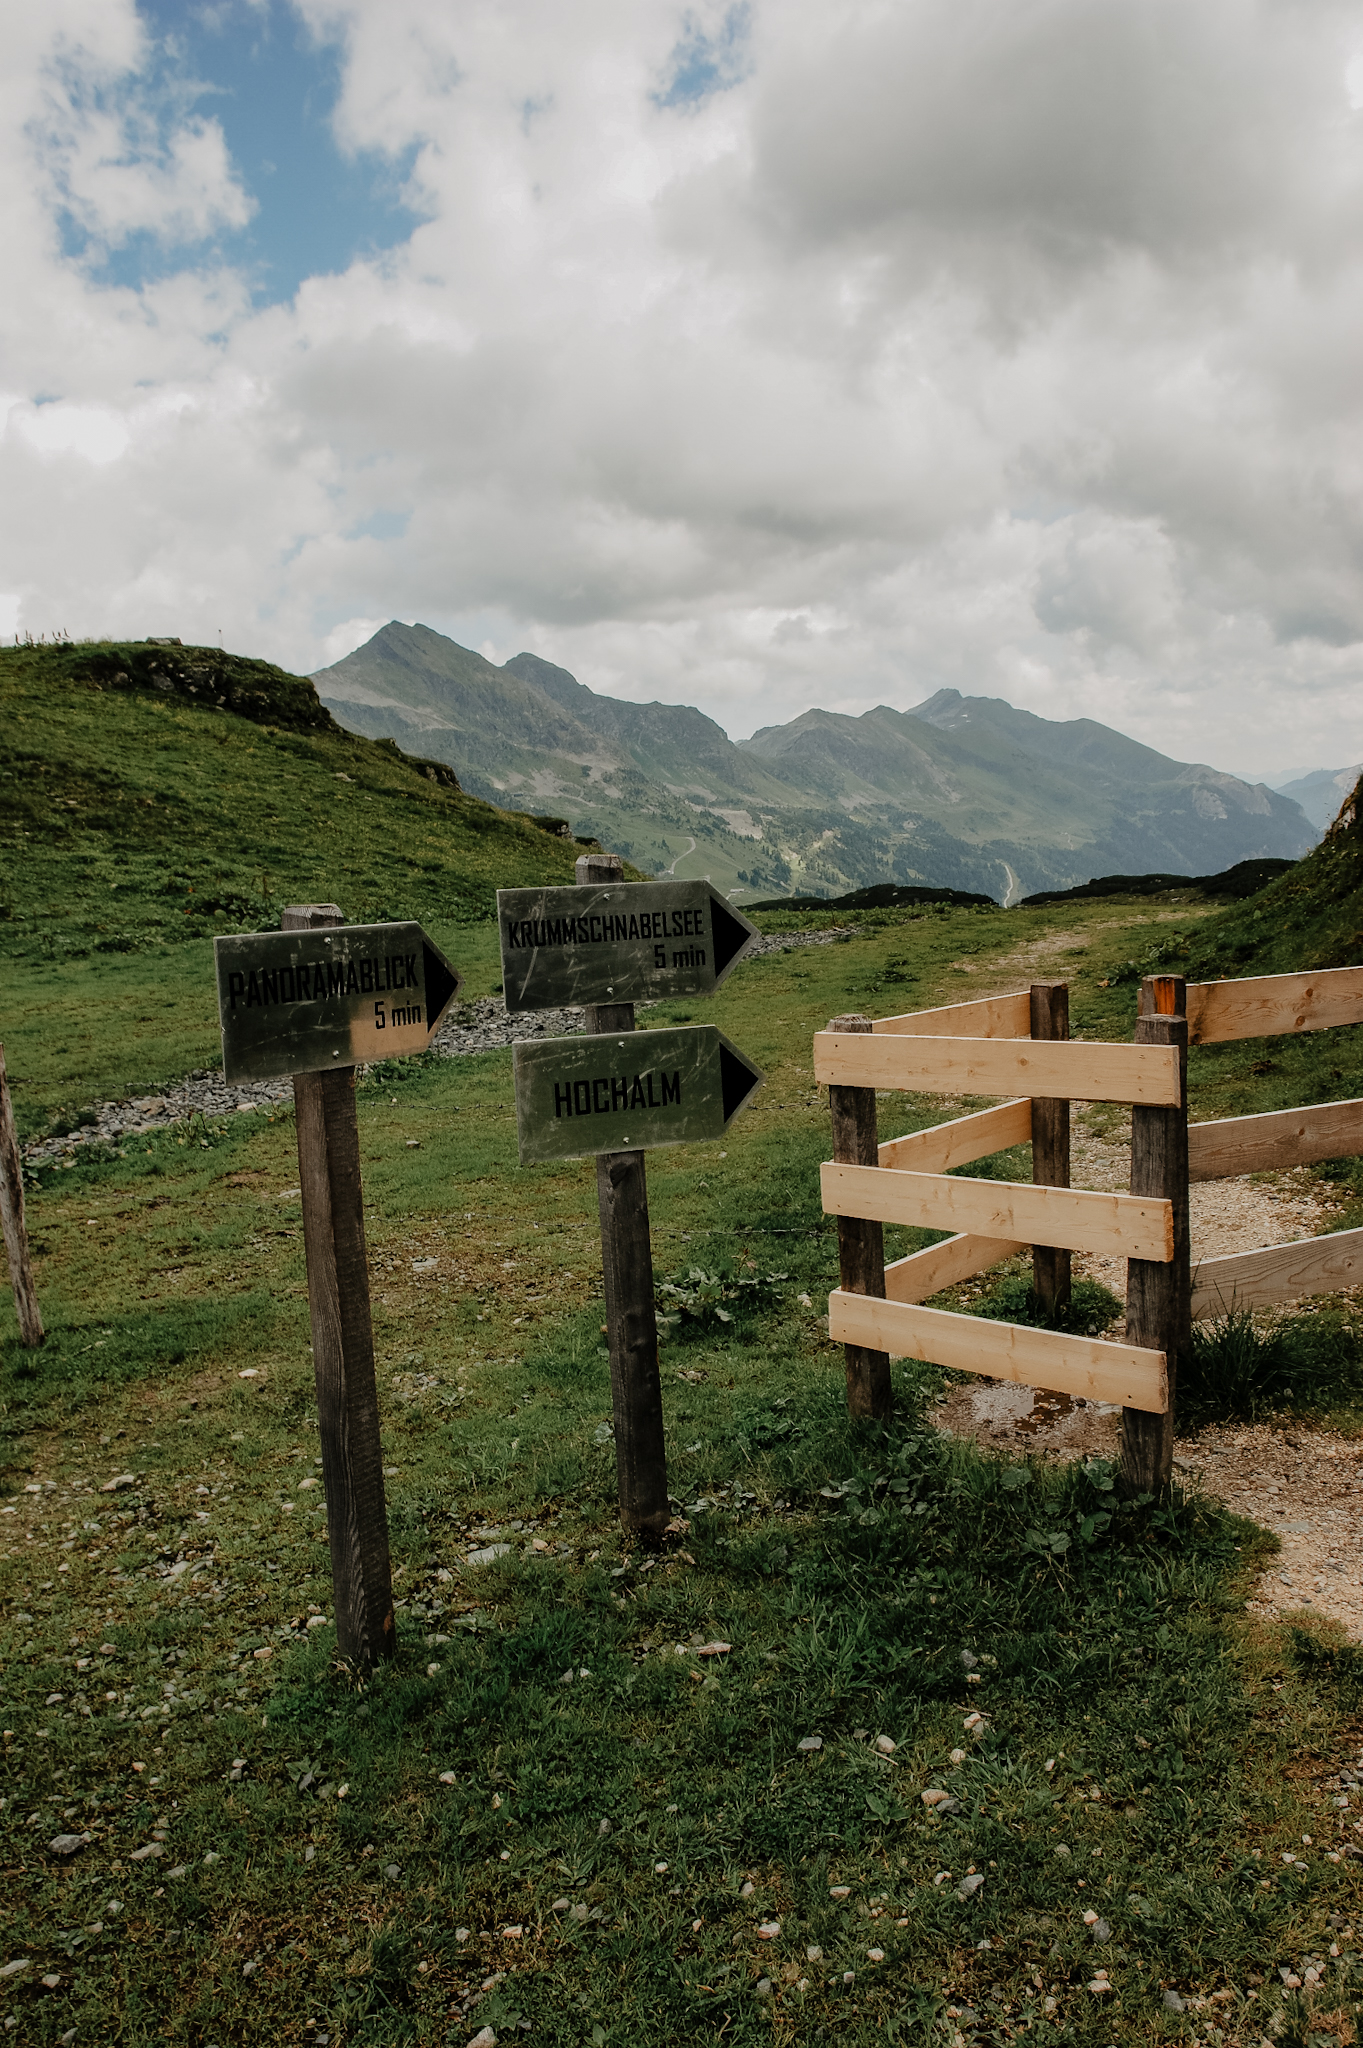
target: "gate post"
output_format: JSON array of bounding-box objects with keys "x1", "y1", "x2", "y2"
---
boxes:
[
  {"x1": 1120, "y1": 975, "x2": 1189, "y2": 1494},
  {"x1": 1029, "y1": 982, "x2": 1071, "y2": 1320},
  {"x1": 827, "y1": 1014, "x2": 891, "y2": 1419}
]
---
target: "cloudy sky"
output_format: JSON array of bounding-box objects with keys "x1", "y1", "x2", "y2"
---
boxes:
[{"x1": 3, "y1": 0, "x2": 1362, "y2": 778}]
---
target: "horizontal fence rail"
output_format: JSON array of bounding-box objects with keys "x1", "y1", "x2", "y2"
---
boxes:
[
  {"x1": 813, "y1": 1031, "x2": 1183, "y2": 1106},
  {"x1": 1188, "y1": 1097, "x2": 1363, "y2": 1181},
  {"x1": 1187, "y1": 966, "x2": 1363, "y2": 1046},
  {"x1": 821, "y1": 1160, "x2": 1175, "y2": 1262},
  {"x1": 872, "y1": 991, "x2": 1032, "y2": 1039},
  {"x1": 828, "y1": 1291, "x2": 1169, "y2": 1413},
  {"x1": 1190, "y1": 1224, "x2": 1363, "y2": 1320},
  {"x1": 879, "y1": 1098, "x2": 1032, "y2": 1174},
  {"x1": 884, "y1": 1232, "x2": 1026, "y2": 1304}
]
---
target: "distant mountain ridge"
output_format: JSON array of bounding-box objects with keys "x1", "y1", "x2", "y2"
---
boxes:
[
  {"x1": 1269, "y1": 765, "x2": 1363, "y2": 832},
  {"x1": 313, "y1": 622, "x2": 1315, "y2": 903}
]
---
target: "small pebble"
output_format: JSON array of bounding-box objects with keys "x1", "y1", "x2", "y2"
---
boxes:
[
  {"x1": 867, "y1": 1947, "x2": 885, "y2": 1962},
  {"x1": 755, "y1": 1978, "x2": 772, "y2": 1998},
  {"x1": 875, "y1": 1735, "x2": 896, "y2": 1755},
  {"x1": 757, "y1": 1920, "x2": 781, "y2": 1940},
  {"x1": 797, "y1": 1735, "x2": 822, "y2": 1753},
  {"x1": 829, "y1": 1885, "x2": 850, "y2": 1898}
]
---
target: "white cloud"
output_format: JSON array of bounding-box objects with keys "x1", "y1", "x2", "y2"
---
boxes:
[{"x1": 1, "y1": 0, "x2": 1361, "y2": 778}]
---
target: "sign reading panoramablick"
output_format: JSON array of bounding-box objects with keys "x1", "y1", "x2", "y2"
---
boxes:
[{"x1": 215, "y1": 922, "x2": 462, "y2": 1082}]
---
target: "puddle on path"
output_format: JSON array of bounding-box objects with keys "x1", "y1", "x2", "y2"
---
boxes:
[{"x1": 936, "y1": 1375, "x2": 1121, "y2": 1458}]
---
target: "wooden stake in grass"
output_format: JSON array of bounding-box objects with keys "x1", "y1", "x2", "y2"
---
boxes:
[
  {"x1": 1121, "y1": 975, "x2": 1189, "y2": 1495},
  {"x1": 1030, "y1": 981, "x2": 1071, "y2": 1321},
  {"x1": 283, "y1": 903, "x2": 395, "y2": 1667},
  {"x1": 827, "y1": 1013, "x2": 891, "y2": 1420},
  {"x1": 0, "y1": 1041, "x2": 43, "y2": 1346},
  {"x1": 577, "y1": 852, "x2": 670, "y2": 1542}
]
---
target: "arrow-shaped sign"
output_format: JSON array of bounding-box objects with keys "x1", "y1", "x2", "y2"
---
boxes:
[
  {"x1": 214, "y1": 921, "x2": 462, "y2": 1083},
  {"x1": 512, "y1": 1024, "x2": 763, "y2": 1164},
  {"x1": 496, "y1": 880, "x2": 758, "y2": 1013}
]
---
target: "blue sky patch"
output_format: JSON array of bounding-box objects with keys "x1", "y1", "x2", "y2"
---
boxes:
[
  {"x1": 58, "y1": 0, "x2": 424, "y2": 304},
  {"x1": 655, "y1": 4, "x2": 752, "y2": 109}
]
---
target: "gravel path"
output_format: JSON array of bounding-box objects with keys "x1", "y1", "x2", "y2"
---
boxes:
[{"x1": 20, "y1": 924, "x2": 853, "y2": 1168}]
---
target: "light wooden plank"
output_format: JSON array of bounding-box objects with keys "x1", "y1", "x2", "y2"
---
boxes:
[
  {"x1": 879, "y1": 1098, "x2": 1032, "y2": 1174},
  {"x1": 821, "y1": 1160, "x2": 1174, "y2": 1261},
  {"x1": 1190, "y1": 1226, "x2": 1363, "y2": 1319},
  {"x1": 872, "y1": 991, "x2": 1032, "y2": 1039},
  {"x1": 1188, "y1": 1098, "x2": 1363, "y2": 1181},
  {"x1": 884, "y1": 1233, "x2": 1025, "y2": 1304},
  {"x1": 813, "y1": 1031, "x2": 1182, "y2": 1106},
  {"x1": 1186, "y1": 966, "x2": 1363, "y2": 1045},
  {"x1": 827, "y1": 1290, "x2": 1168, "y2": 1413}
]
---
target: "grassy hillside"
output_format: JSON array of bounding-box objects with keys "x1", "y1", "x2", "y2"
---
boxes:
[
  {"x1": 0, "y1": 640, "x2": 596, "y2": 1132},
  {"x1": 1187, "y1": 776, "x2": 1363, "y2": 979}
]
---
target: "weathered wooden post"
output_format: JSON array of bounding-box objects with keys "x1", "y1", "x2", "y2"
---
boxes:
[
  {"x1": 827, "y1": 1013, "x2": 891, "y2": 1419},
  {"x1": 576, "y1": 853, "x2": 670, "y2": 1542},
  {"x1": 1120, "y1": 974, "x2": 1189, "y2": 1494},
  {"x1": 0, "y1": 1043, "x2": 44, "y2": 1347},
  {"x1": 284, "y1": 904, "x2": 396, "y2": 1667},
  {"x1": 1030, "y1": 982, "x2": 1071, "y2": 1320}
]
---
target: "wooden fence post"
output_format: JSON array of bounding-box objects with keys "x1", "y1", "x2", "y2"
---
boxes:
[
  {"x1": 1030, "y1": 982, "x2": 1071, "y2": 1319},
  {"x1": 1120, "y1": 974, "x2": 1189, "y2": 1494},
  {"x1": 827, "y1": 1014, "x2": 891, "y2": 1419},
  {"x1": 0, "y1": 1043, "x2": 44, "y2": 1347},
  {"x1": 284, "y1": 904, "x2": 396, "y2": 1668},
  {"x1": 577, "y1": 853, "x2": 670, "y2": 1542}
]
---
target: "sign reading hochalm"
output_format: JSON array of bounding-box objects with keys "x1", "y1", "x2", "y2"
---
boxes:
[
  {"x1": 514, "y1": 1025, "x2": 763, "y2": 1164},
  {"x1": 497, "y1": 880, "x2": 758, "y2": 1012},
  {"x1": 215, "y1": 921, "x2": 462, "y2": 1082}
]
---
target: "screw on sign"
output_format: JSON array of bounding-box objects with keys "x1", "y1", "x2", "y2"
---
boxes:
[
  {"x1": 213, "y1": 908, "x2": 461, "y2": 1667},
  {"x1": 510, "y1": 853, "x2": 763, "y2": 1541}
]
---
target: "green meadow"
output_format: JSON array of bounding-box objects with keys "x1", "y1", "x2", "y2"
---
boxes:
[{"x1": 6, "y1": 865, "x2": 1363, "y2": 2046}]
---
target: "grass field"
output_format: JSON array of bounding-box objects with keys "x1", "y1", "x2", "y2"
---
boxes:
[
  {"x1": 6, "y1": 878, "x2": 1363, "y2": 2045},
  {"x1": 0, "y1": 642, "x2": 593, "y2": 1136}
]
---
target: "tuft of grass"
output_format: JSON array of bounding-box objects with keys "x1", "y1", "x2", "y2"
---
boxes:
[
  {"x1": 1180, "y1": 1305, "x2": 1363, "y2": 1431},
  {"x1": 966, "y1": 1273, "x2": 1126, "y2": 1338}
]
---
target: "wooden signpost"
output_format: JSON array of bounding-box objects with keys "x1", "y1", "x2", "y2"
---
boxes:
[
  {"x1": 511, "y1": 853, "x2": 763, "y2": 1541},
  {"x1": 512, "y1": 1024, "x2": 761, "y2": 1164},
  {"x1": 215, "y1": 920, "x2": 460, "y2": 1082},
  {"x1": 497, "y1": 879, "x2": 758, "y2": 1011},
  {"x1": 0, "y1": 1042, "x2": 43, "y2": 1348},
  {"x1": 215, "y1": 907, "x2": 462, "y2": 1669}
]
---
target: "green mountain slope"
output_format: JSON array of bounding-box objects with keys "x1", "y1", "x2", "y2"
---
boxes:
[
  {"x1": 313, "y1": 624, "x2": 1315, "y2": 904},
  {"x1": 0, "y1": 639, "x2": 592, "y2": 1128},
  {"x1": 1186, "y1": 776, "x2": 1363, "y2": 979}
]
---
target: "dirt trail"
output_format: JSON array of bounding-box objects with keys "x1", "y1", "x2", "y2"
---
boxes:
[{"x1": 934, "y1": 1137, "x2": 1363, "y2": 1637}]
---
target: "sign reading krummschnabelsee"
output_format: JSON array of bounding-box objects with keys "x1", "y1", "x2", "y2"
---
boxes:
[
  {"x1": 215, "y1": 921, "x2": 462, "y2": 1083},
  {"x1": 496, "y1": 880, "x2": 758, "y2": 1013},
  {"x1": 513, "y1": 1024, "x2": 763, "y2": 1164}
]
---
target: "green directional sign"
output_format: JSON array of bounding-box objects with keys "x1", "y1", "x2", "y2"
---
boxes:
[
  {"x1": 513, "y1": 1025, "x2": 763, "y2": 1164},
  {"x1": 215, "y1": 921, "x2": 462, "y2": 1083},
  {"x1": 497, "y1": 880, "x2": 758, "y2": 1013}
]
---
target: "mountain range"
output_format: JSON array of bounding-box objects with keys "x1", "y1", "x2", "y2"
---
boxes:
[
  {"x1": 312, "y1": 622, "x2": 1317, "y2": 904},
  {"x1": 1269, "y1": 764, "x2": 1362, "y2": 831}
]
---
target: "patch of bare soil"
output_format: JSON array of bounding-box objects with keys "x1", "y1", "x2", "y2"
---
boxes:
[
  {"x1": 1178, "y1": 1423, "x2": 1363, "y2": 1639},
  {"x1": 932, "y1": 1137, "x2": 1363, "y2": 1634}
]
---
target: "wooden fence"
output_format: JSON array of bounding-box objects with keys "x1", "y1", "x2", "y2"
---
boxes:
[{"x1": 815, "y1": 962, "x2": 1363, "y2": 1488}]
